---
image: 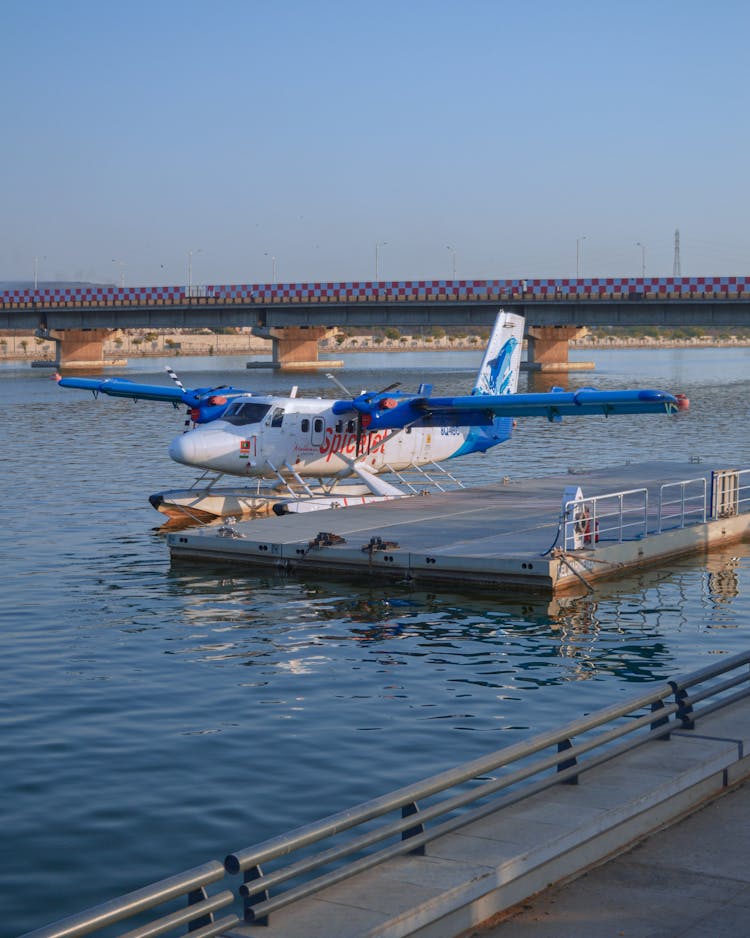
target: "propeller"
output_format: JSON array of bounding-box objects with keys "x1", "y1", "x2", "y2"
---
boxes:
[{"x1": 328, "y1": 375, "x2": 402, "y2": 456}]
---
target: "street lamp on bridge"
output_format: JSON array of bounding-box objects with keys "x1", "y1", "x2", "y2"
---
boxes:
[
  {"x1": 187, "y1": 248, "x2": 202, "y2": 295},
  {"x1": 635, "y1": 242, "x2": 646, "y2": 278},
  {"x1": 33, "y1": 255, "x2": 46, "y2": 290},
  {"x1": 576, "y1": 235, "x2": 586, "y2": 279},
  {"x1": 374, "y1": 241, "x2": 387, "y2": 281},
  {"x1": 264, "y1": 252, "x2": 277, "y2": 283},
  {"x1": 446, "y1": 245, "x2": 456, "y2": 279},
  {"x1": 112, "y1": 258, "x2": 125, "y2": 288}
]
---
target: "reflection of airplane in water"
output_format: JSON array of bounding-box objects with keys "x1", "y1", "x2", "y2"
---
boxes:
[{"x1": 57, "y1": 311, "x2": 686, "y2": 523}]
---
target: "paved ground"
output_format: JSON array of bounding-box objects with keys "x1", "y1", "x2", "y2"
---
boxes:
[{"x1": 467, "y1": 781, "x2": 750, "y2": 938}]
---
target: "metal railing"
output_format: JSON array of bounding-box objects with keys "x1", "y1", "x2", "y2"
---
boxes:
[
  {"x1": 224, "y1": 651, "x2": 750, "y2": 926},
  {"x1": 658, "y1": 477, "x2": 708, "y2": 532},
  {"x1": 563, "y1": 487, "x2": 649, "y2": 548},
  {"x1": 21, "y1": 651, "x2": 750, "y2": 936},
  {"x1": 560, "y1": 468, "x2": 750, "y2": 551},
  {"x1": 21, "y1": 861, "x2": 239, "y2": 938}
]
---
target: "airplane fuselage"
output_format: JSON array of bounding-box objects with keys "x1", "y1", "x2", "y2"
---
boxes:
[{"x1": 168, "y1": 394, "x2": 480, "y2": 478}]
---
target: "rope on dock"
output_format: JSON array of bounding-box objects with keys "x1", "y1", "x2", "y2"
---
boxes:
[{"x1": 553, "y1": 550, "x2": 595, "y2": 592}]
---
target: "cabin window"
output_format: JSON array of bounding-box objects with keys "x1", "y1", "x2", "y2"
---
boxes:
[
  {"x1": 222, "y1": 402, "x2": 271, "y2": 426},
  {"x1": 301, "y1": 418, "x2": 310, "y2": 432},
  {"x1": 270, "y1": 407, "x2": 285, "y2": 428},
  {"x1": 335, "y1": 419, "x2": 344, "y2": 433},
  {"x1": 347, "y1": 419, "x2": 356, "y2": 433},
  {"x1": 313, "y1": 418, "x2": 324, "y2": 433}
]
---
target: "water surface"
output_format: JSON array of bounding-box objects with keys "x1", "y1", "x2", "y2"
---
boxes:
[{"x1": 2, "y1": 347, "x2": 750, "y2": 936}]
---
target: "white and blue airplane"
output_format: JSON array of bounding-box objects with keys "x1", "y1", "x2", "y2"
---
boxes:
[{"x1": 57, "y1": 312, "x2": 687, "y2": 521}]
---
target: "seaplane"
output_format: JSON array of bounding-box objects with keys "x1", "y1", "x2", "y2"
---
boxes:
[{"x1": 56, "y1": 312, "x2": 688, "y2": 523}]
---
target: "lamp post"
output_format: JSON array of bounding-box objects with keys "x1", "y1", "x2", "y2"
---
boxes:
[
  {"x1": 187, "y1": 248, "x2": 202, "y2": 294},
  {"x1": 446, "y1": 245, "x2": 456, "y2": 279},
  {"x1": 264, "y1": 252, "x2": 277, "y2": 283},
  {"x1": 576, "y1": 235, "x2": 586, "y2": 279},
  {"x1": 374, "y1": 241, "x2": 387, "y2": 280},
  {"x1": 111, "y1": 258, "x2": 125, "y2": 288},
  {"x1": 635, "y1": 241, "x2": 646, "y2": 278}
]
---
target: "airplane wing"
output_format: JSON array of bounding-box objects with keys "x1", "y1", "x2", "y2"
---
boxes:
[
  {"x1": 57, "y1": 376, "x2": 190, "y2": 404},
  {"x1": 56, "y1": 375, "x2": 250, "y2": 422},
  {"x1": 339, "y1": 388, "x2": 685, "y2": 431}
]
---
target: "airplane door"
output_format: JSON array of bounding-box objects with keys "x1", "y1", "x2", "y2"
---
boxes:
[{"x1": 311, "y1": 416, "x2": 325, "y2": 447}]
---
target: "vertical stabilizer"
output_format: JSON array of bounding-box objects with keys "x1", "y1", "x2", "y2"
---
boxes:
[{"x1": 472, "y1": 310, "x2": 524, "y2": 397}]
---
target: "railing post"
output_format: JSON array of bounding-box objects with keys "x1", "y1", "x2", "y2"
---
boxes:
[
  {"x1": 669, "y1": 681, "x2": 695, "y2": 729},
  {"x1": 242, "y1": 865, "x2": 270, "y2": 926},
  {"x1": 649, "y1": 699, "x2": 671, "y2": 740},
  {"x1": 557, "y1": 738, "x2": 578, "y2": 784},
  {"x1": 401, "y1": 801, "x2": 426, "y2": 856},
  {"x1": 680, "y1": 482, "x2": 686, "y2": 528},
  {"x1": 187, "y1": 887, "x2": 213, "y2": 931}
]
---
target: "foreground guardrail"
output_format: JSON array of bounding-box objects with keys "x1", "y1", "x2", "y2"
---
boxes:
[
  {"x1": 225, "y1": 650, "x2": 750, "y2": 926},
  {"x1": 20, "y1": 861, "x2": 239, "y2": 938},
  {"x1": 21, "y1": 651, "x2": 750, "y2": 936}
]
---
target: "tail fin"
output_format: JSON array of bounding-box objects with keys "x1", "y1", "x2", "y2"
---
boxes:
[{"x1": 472, "y1": 310, "x2": 524, "y2": 396}]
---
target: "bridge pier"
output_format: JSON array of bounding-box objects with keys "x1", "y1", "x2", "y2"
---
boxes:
[
  {"x1": 266, "y1": 326, "x2": 342, "y2": 371},
  {"x1": 48, "y1": 329, "x2": 123, "y2": 369},
  {"x1": 525, "y1": 325, "x2": 594, "y2": 372}
]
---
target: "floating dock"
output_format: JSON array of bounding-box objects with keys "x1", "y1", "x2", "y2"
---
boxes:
[{"x1": 167, "y1": 461, "x2": 750, "y2": 594}]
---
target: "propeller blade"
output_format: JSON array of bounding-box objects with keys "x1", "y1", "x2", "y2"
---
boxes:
[
  {"x1": 326, "y1": 372, "x2": 353, "y2": 397},
  {"x1": 355, "y1": 413, "x2": 363, "y2": 457},
  {"x1": 164, "y1": 366, "x2": 186, "y2": 392}
]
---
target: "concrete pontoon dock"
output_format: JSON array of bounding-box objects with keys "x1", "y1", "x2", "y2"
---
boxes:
[{"x1": 167, "y1": 461, "x2": 750, "y2": 594}]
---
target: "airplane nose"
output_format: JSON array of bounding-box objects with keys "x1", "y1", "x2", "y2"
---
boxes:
[{"x1": 168, "y1": 431, "x2": 198, "y2": 466}]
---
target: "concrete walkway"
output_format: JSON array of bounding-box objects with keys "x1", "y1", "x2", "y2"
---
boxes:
[{"x1": 467, "y1": 780, "x2": 750, "y2": 937}]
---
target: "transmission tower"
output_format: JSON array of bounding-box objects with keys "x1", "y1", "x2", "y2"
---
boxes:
[{"x1": 673, "y1": 228, "x2": 682, "y2": 277}]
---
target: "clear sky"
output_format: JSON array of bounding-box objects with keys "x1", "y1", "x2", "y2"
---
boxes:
[{"x1": 2, "y1": 0, "x2": 749, "y2": 287}]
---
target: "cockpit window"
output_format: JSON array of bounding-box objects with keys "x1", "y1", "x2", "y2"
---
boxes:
[
  {"x1": 222, "y1": 402, "x2": 272, "y2": 425},
  {"x1": 270, "y1": 407, "x2": 284, "y2": 428}
]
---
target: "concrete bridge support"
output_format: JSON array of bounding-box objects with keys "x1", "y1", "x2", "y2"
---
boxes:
[
  {"x1": 268, "y1": 325, "x2": 342, "y2": 370},
  {"x1": 48, "y1": 329, "x2": 115, "y2": 368},
  {"x1": 525, "y1": 325, "x2": 593, "y2": 372}
]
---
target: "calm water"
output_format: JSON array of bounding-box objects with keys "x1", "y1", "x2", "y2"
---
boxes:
[{"x1": 2, "y1": 346, "x2": 750, "y2": 936}]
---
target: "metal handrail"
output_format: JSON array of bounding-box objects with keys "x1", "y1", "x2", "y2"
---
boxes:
[
  {"x1": 563, "y1": 487, "x2": 648, "y2": 547},
  {"x1": 658, "y1": 477, "x2": 707, "y2": 532},
  {"x1": 738, "y1": 470, "x2": 750, "y2": 513},
  {"x1": 19, "y1": 861, "x2": 238, "y2": 938},
  {"x1": 225, "y1": 650, "x2": 750, "y2": 924},
  {"x1": 22, "y1": 651, "x2": 750, "y2": 936}
]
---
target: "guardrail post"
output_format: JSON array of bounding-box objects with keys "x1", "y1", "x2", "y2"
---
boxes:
[
  {"x1": 401, "y1": 801, "x2": 426, "y2": 856},
  {"x1": 557, "y1": 738, "x2": 578, "y2": 784},
  {"x1": 649, "y1": 699, "x2": 671, "y2": 739},
  {"x1": 669, "y1": 681, "x2": 695, "y2": 729},
  {"x1": 242, "y1": 865, "x2": 269, "y2": 926},
  {"x1": 187, "y1": 887, "x2": 213, "y2": 931}
]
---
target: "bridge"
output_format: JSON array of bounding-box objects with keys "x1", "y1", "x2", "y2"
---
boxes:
[{"x1": 2, "y1": 275, "x2": 749, "y2": 369}]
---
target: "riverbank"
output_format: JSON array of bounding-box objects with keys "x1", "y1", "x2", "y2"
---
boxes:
[{"x1": 1, "y1": 328, "x2": 750, "y2": 364}]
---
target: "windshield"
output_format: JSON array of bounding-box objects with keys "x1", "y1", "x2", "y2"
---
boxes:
[{"x1": 222, "y1": 402, "x2": 272, "y2": 426}]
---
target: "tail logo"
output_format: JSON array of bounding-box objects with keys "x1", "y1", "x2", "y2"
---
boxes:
[{"x1": 476, "y1": 336, "x2": 519, "y2": 396}]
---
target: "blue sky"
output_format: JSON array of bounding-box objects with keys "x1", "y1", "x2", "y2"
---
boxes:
[{"x1": 2, "y1": 0, "x2": 748, "y2": 286}]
